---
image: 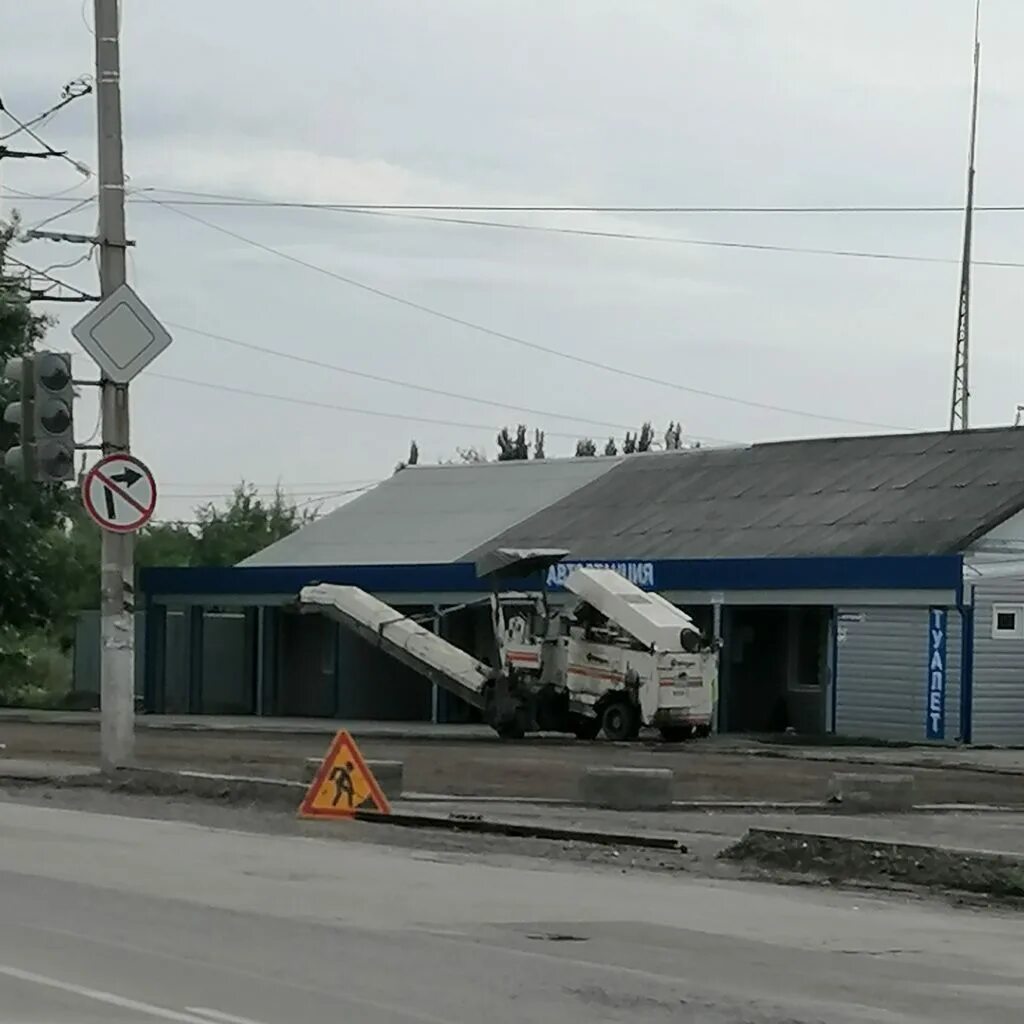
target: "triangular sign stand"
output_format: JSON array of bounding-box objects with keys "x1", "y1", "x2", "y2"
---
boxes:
[{"x1": 298, "y1": 729, "x2": 391, "y2": 819}]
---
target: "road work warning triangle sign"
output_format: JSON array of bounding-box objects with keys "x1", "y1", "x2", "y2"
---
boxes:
[{"x1": 299, "y1": 730, "x2": 391, "y2": 819}]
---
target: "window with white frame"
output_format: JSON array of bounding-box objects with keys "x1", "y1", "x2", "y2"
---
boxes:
[{"x1": 991, "y1": 604, "x2": 1024, "y2": 640}]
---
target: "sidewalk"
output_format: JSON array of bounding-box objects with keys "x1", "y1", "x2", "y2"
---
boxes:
[
  {"x1": 0, "y1": 710, "x2": 494, "y2": 740},
  {"x1": 6, "y1": 708, "x2": 1024, "y2": 775}
]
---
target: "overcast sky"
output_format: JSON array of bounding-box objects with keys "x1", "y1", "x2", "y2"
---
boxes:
[{"x1": 4, "y1": 0, "x2": 1024, "y2": 521}]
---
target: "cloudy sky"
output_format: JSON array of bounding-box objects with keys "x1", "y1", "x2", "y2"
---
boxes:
[{"x1": 3, "y1": 0, "x2": 1024, "y2": 521}]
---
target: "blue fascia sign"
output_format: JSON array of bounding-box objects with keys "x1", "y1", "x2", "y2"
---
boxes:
[
  {"x1": 926, "y1": 607, "x2": 947, "y2": 740},
  {"x1": 546, "y1": 560, "x2": 655, "y2": 589}
]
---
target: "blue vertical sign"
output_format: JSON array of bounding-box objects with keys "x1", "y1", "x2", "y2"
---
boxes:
[{"x1": 926, "y1": 607, "x2": 947, "y2": 740}]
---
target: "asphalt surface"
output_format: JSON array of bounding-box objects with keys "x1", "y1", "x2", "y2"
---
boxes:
[
  {"x1": 6, "y1": 720, "x2": 1024, "y2": 805},
  {"x1": 1, "y1": 800, "x2": 1023, "y2": 1022}
]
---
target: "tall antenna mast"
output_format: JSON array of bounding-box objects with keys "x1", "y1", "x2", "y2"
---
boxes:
[{"x1": 950, "y1": 0, "x2": 982, "y2": 431}]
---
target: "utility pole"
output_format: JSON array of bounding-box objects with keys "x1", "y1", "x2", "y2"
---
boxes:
[
  {"x1": 949, "y1": 0, "x2": 982, "y2": 432},
  {"x1": 94, "y1": 0, "x2": 134, "y2": 768}
]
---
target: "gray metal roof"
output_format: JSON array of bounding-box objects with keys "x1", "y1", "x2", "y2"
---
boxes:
[
  {"x1": 241, "y1": 456, "x2": 621, "y2": 567},
  {"x1": 467, "y1": 429, "x2": 1024, "y2": 560}
]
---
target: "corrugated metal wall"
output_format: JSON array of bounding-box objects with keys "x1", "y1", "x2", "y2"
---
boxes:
[
  {"x1": 835, "y1": 606, "x2": 961, "y2": 742},
  {"x1": 74, "y1": 610, "x2": 247, "y2": 712},
  {"x1": 971, "y1": 578, "x2": 1024, "y2": 745}
]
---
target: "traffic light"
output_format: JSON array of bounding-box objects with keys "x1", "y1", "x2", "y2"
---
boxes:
[
  {"x1": 2, "y1": 355, "x2": 35, "y2": 480},
  {"x1": 1, "y1": 351, "x2": 75, "y2": 482},
  {"x1": 32, "y1": 352, "x2": 75, "y2": 482}
]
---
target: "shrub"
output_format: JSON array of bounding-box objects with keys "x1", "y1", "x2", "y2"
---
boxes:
[{"x1": 0, "y1": 626, "x2": 73, "y2": 708}]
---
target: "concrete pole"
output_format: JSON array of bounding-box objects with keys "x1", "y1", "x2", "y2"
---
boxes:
[{"x1": 95, "y1": 0, "x2": 134, "y2": 768}]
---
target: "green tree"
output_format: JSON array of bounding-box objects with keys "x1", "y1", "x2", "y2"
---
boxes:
[
  {"x1": 0, "y1": 217, "x2": 76, "y2": 632},
  {"x1": 191, "y1": 483, "x2": 317, "y2": 566},
  {"x1": 496, "y1": 425, "x2": 529, "y2": 461},
  {"x1": 394, "y1": 440, "x2": 419, "y2": 473},
  {"x1": 533, "y1": 429, "x2": 545, "y2": 459},
  {"x1": 137, "y1": 521, "x2": 196, "y2": 568},
  {"x1": 0, "y1": 217, "x2": 80, "y2": 705}
]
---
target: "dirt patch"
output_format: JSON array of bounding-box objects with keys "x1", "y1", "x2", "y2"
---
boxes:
[
  {"x1": 3, "y1": 721, "x2": 1024, "y2": 805},
  {"x1": 722, "y1": 828, "x2": 1024, "y2": 901}
]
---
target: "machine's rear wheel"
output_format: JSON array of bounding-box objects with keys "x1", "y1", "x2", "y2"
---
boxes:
[
  {"x1": 600, "y1": 699, "x2": 637, "y2": 742},
  {"x1": 659, "y1": 724, "x2": 693, "y2": 743},
  {"x1": 571, "y1": 717, "x2": 601, "y2": 740},
  {"x1": 694, "y1": 724, "x2": 711, "y2": 739}
]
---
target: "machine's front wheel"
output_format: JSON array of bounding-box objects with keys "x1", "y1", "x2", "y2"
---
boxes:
[
  {"x1": 600, "y1": 699, "x2": 637, "y2": 742},
  {"x1": 494, "y1": 715, "x2": 526, "y2": 740},
  {"x1": 659, "y1": 724, "x2": 693, "y2": 743},
  {"x1": 693, "y1": 724, "x2": 711, "y2": 739}
]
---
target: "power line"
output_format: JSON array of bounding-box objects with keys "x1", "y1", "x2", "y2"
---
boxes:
[
  {"x1": 131, "y1": 186, "x2": 1024, "y2": 215},
  {"x1": 161, "y1": 478, "x2": 380, "y2": 489},
  {"x1": 166, "y1": 484, "x2": 377, "y2": 502},
  {"x1": 25, "y1": 194, "x2": 95, "y2": 234},
  {"x1": 2, "y1": 253, "x2": 98, "y2": 300},
  {"x1": 166, "y1": 320, "x2": 727, "y2": 439},
  {"x1": 146, "y1": 370, "x2": 604, "y2": 439},
  {"x1": 314, "y1": 206, "x2": 1011, "y2": 268},
  {"x1": 140, "y1": 194, "x2": 910, "y2": 431},
  {"x1": 131, "y1": 189, "x2": 1024, "y2": 270},
  {"x1": 153, "y1": 484, "x2": 376, "y2": 525},
  {"x1": 0, "y1": 79, "x2": 92, "y2": 143},
  {"x1": 10, "y1": 185, "x2": 1024, "y2": 267},
  {"x1": 0, "y1": 100, "x2": 91, "y2": 177},
  {"x1": 17, "y1": 183, "x2": 1024, "y2": 216},
  {"x1": 3, "y1": 183, "x2": 93, "y2": 201}
]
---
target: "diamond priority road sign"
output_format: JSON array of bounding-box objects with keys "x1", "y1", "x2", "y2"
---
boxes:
[{"x1": 71, "y1": 283, "x2": 172, "y2": 383}]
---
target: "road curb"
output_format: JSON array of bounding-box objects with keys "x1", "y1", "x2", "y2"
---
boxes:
[
  {"x1": 352, "y1": 808, "x2": 687, "y2": 851},
  {"x1": 112, "y1": 767, "x2": 307, "y2": 807},
  {"x1": 0, "y1": 765, "x2": 688, "y2": 852},
  {"x1": 722, "y1": 827, "x2": 1024, "y2": 899}
]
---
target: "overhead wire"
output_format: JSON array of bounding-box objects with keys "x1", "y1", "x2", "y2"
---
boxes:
[
  {"x1": 24, "y1": 194, "x2": 96, "y2": 234},
  {"x1": 153, "y1": 483, "x2": 375, "y2": 526},
  {"x1": 132, "y1": 187, "x2": 1024, "y2": 269},
  {"x1": 129, "y1": 186, "x2": 1024, "y2": 215},
  {"x1": 161, "y1": 478, "x2": 380, "y2": 488},
  {"x1": 40, "y1": 246, "x2": 96, "y2": 275},
  {"x1": 0, "y1": 80, "x2": 92, "y2": 143},
  {"x1": 145, "y1": 370, "x2": 626, "y2": 440},
  {"x1": 162, "y1": 486, "x2": 378, "y2": 499},
  {"x1": 165, "y1": 320, "x2": 725, "y2": 438},
  {"x1": 324, "y1": 206, "x2": 1024, "y2": 269},
  {"x1": 0, "y1": 101, "x2": 91, "y2": 177},
  {"x1": 2, "y1": 253, "x2": 97, "y2": 299},
  {"x1": 137, "y1": 193, "x2": 909, "y2": 431}
]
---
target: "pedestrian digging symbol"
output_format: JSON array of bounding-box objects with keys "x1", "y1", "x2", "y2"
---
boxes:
[{"x1": 299, "y1": 730, "x2": 391, "y2": 818}]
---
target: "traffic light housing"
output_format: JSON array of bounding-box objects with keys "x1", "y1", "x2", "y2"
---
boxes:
[
  {"x1": 2, "y1": 355, "x2": 35, "y2": 480},
  {"x1": 32, "y1": 352, "x2": 75, "y2": 482},
  {"x1": 1, "y1": 351, "x2": 75, "y2": 482}
]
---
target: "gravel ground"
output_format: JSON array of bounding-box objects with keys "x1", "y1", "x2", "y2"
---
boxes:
[{"x1": 2, "y1": 721, "x2": 1022, "y2": 804}]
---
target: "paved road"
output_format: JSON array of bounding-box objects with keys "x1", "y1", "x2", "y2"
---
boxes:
[{"x1": 0, "y1": 802, "x2": 1022, "y2": 1023}]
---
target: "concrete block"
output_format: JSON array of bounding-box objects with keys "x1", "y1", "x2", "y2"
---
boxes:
[
  {"x1": 304, "y1": 757, "x2": 404, "y2": 799},
  {"x1": 826, "y1": 772, "x2": 916, "y2": 813},
  {"x1": 579, "y1": 766, "x2": 674, "y2": 811}
]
